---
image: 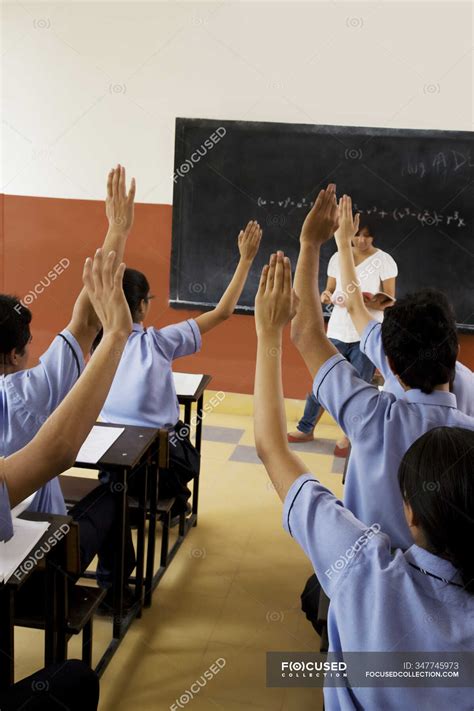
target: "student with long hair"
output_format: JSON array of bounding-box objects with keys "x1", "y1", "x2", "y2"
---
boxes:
[
  {"x1": 253, "y1": 252, "x2": 474, "y2": 709},
  {"x1": 93, "y1": 221, "x2": 262, "y2": 521}
]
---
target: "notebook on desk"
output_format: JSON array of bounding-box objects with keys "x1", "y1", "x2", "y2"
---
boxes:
[
  {"x1": 0, "y1": 518, "x2": 50, "y2": 583},
  {"x1": 173, "y1": 372, "x2": 205, "y2": 397}
]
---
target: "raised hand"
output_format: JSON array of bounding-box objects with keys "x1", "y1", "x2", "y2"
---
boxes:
[
  {"x1": 255, "y1": 252, "x2": 298, "y2": 334},
  {"x1": 105, "y1": 164, "x2": 136, "y2": 233},
  {"x1": 82, "y1": 249, "x2": 132, "y2": 339},
  {"x1": 335, "y1": 194, "x2": 359, "y2": 248},
  {"x1": 301, "y1": 183, "x2": 339, "y2": 246},
  {"x1": 238, "y1": 220, "x2": 262, "y2": 261}
]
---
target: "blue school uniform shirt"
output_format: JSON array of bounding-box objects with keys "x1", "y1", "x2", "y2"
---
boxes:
[
  {"x1": 1, "y1": 330, "x2": 84, "y2": 515},
  {"x1": 0, "y1": 481, "x2": 13, "y2": 542},
  {"x1": 100, "y1": 320, "x2": 202, "y2": 429},
  {"x1": 284, "y1": 474, "x2": 473, "y2": 710},
  {"x1": 360, "y1": 319, "x2": 474, "y2": 415},
  {"x1": 314, "y1": 355, "x2": 474, "y2": 549}
]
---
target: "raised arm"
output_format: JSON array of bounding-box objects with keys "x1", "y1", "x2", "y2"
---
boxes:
[
  {"x1": 335, "y1": 195, "x2": 373, "y2": 335},
  {"x1": 254, "y1": 252, "x2": 307, "y2": 499},
  {"x1": 66, "y1": 165, "x2": 136, "y2": 355},
  {"x1": 290, "y1": 185, "x2": 340, "y2": 378},
  {"x1": 2, "y1": 250, "x2": 133, "y2": 507},
  {"x1": 195, "y1": 221, "x2": 262, "y2": 336}
]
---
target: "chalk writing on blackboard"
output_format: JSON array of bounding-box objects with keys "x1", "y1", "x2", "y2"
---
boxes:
[
  {"x1": 402, "y1": 150, "x2": 474, "y2": 179},
  {"x1": 256, "y1": 198, "x2": 467, "y2": 228}
]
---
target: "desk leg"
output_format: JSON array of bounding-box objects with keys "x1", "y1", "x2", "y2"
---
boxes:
[
  {"x1": 135, "y1": 458, "x2": 148, "y2": 617},
  {"x1": 144, "y1": 458, "x2": 158, "y2": 608},
  {"x1": 112, "y1": 467, "x2": 127, "y2": 639},
  {"x1": 192, "y1": 394, "x2": 204, "y2": 526},
  {"x1": 44, "y1": 557, "x2": 58, "y2": 665},
  {"x1": 0, "y1": 586, "x2": 14, "y2": 690}
]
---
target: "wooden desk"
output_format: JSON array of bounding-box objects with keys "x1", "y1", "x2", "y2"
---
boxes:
[
  {"x1": 74, "y1": 422, "x2": 161, "y2": 675},
  {"x1": 0, "y1": 513, "x2": 71, "y2": 690},
  {"x1": 176, "y1": 373, "x2": 212, "y2": 525}
]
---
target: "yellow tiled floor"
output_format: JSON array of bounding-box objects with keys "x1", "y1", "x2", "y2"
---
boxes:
[{"x1": 15, "y1": 402, "x2": 345, "y2": 711}]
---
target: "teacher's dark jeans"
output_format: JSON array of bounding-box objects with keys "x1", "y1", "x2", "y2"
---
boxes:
[{"x1": 297, "y1": 338, "x2": 375, "y2": 434}]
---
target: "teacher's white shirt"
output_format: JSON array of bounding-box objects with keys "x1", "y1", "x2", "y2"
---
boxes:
[{"x1": 326, "y1": 249, "x2": 398, "y2": 343}]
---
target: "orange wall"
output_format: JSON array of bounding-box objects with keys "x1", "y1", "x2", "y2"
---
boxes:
[
  {"x1": 1, "y1": 194, "x2": 312, "y2": 398},
  {"x1": 2, "y1": 193, "x2": 474, "y2": 398}
]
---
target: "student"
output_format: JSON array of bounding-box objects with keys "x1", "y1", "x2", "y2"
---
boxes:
[
  {"x1": 288, "y1": 215, "x2": 397, "y2": 457},
  {"x1": 95, "y1": 221, "x2": 262, "y2": 521},
  {"x1": 0, "y1": 166, "x2": 136, "y2": 599},
  {"x1": 253, "y1": 253, "x2": 474, "y2": 710},
  {"x1": 0, "y1": 250, "x2": 130, "y2": 706},
  {"x1": 289, "y1": 184, "x2": 474, "y2": 552},
  {"x1": 334, "y1": 194, "x2": 474, "y2": 413}
]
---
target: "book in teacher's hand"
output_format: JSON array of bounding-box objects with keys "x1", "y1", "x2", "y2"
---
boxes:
[
  {"x1": 362, "y1": 291, "x2": 396, "y2": 309},
  {"x1": 331, "y1": 291, "x2": 396, "y2": 309}
]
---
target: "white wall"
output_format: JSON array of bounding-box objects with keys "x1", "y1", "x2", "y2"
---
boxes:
[{"x1": 2, "y1": 0, "x2": 472, "y2": 203}]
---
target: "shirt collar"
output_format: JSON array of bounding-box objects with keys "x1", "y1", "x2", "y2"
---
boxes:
[
  {"x1": 132, "y1": 322, "x2": 144, "y2": 333},
  {"x1": 401, "y1": 389, "x2": 457, "y2": 409},
  {"x1": 405, "y1": 545, "x2": 463, "y2": 586}
]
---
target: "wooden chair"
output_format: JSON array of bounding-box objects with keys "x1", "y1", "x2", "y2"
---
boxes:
[{"x1": 14, "y1": 522, "x2": 106, "y2": 665}]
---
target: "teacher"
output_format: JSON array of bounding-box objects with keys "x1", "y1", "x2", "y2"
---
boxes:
[{"x1": 287, "y1": 218, "x2": 398, "y2": 457}]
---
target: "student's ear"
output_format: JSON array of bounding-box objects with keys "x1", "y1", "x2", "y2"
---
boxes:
[
  {"x1": 7, "y1": 348, "x2": 21, "y2": 366},
  {"x1": 403, "y1": 500, "x2": 418, "y2": 529}
]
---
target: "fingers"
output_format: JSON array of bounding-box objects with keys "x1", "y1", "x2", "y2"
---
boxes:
[
  {"x1": 107, "y1": 169, "x2": 113, "y2": 199},
  {"x1": 274, "y1": 252, "x2": 285, "y2": 292},
  {"x1": 112, "y1": 164, "x2": 120, "y2": 197},
  {"x1": 91, "y1": 248, "x2": 104, "y2": 294},
  {"x1": 283, "y1": 256, "x2": 292, "y2": 295},
  {"x1": 127, "y1": 176, "x2": 136, "y2": 203},
  {"x1": 102, "y1": 250, "x2": 116, "y2": 292},
  {"x1": 113, "y1": 262, "x2": 126, "y2": 290},
  {"x1": 354, "y1": 212, "x2": 360, "y2": 233},
  {"x1": 119, "y1": 165, "x2": 126, "y2": 198},
  {"x1": 258, "y1": 264, "x2": 269, "y2": 295},
  {"x1": 266, "y1": 253, "x2": 277, "y2": 293},
  {"x1": 83, "y1": 257, "x2": 94, "y2": 294}
]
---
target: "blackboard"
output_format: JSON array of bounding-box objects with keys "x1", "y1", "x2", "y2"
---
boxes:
[{"x1": 171, "y1": 118, "x2": 474, "y2": 331}]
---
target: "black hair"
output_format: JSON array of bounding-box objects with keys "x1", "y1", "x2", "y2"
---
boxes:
[
  {"x1": 0, "y1": 295, "x2": 32, "y2": 356},
  {"x1": 356, "y1": 219, "x2": 376, "y2": 239},
  {"x1": 398, "y1": 427, "x2": 474, "y2": 594},
  {"x1": 91, "y1": 268, "x2": 150, "y2": 352},
  {"x1": 381, "y1": 288, "x2": 458, "y2": 393}
]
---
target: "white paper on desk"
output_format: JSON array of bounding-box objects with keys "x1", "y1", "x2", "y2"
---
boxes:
[
  {"x1": 76, "y1": 426, "x2": 125, "y2": 464},
  {"x1": 11, "y1": 494, "x2": 35, "y2": 519},
  {"x1": 0, "y1": 518, "x2": 50, "y2": 583},
  {"x1": 173, "y1": 372, "x2": 204, "y2": 397}
]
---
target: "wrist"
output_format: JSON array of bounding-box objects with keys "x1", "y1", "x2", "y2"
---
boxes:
[
  {"x1": 107, "y1": 224, "x2": 130, "y2": 238},
  {"x1": 256, "y1": 327, "x2": 283, "y2": 344},
  {"x1": 100, "y1": 329, "x2": 130, "y2": 349},
  {"x1": 299, "y1": 234, "x2": 322, "y2": 251}
]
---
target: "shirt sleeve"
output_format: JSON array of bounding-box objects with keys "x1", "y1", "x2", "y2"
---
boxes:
[
  {"x1": 16, "y1": 329, "x2": 84, "y2": 415},
  {"x1": 283, "y1": 474, "x2": 389, "y2": 597},
  {"x1": 379, "y1": 252, "x2": 398, "y2": 281},
  {"x1": 313, "y1": 353, "x2": 395, "y2": 438},
  {"x1": 0, "y1": 481, "x2": 14, "y2": 542},
  {"x1": 152, "y1": 319, "x2": 202, "y2": 361},
  {"x1": 327, "y1": 253, "x2": 338, "y2": 278},
  {"x1": 359, "y1": 320, "x2": 393, "y2": 380}
]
